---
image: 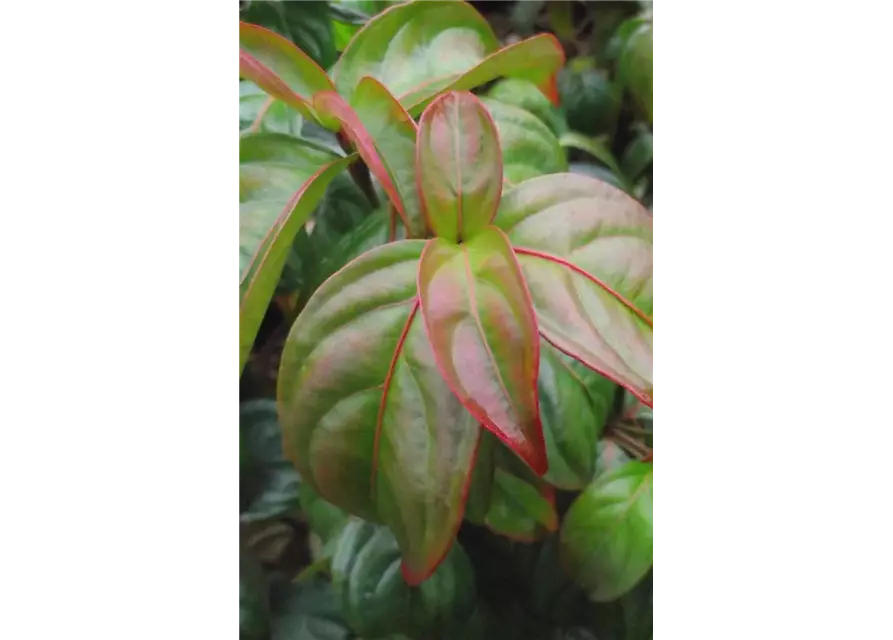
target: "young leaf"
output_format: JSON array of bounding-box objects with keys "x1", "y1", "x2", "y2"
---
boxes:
[
  {"x1": 373, "y1": 302, "x2": 482, "y2": 584},
  {"x1": 278, "y1": 241, "x2": 424, "y2": 521},
  {"x1": 417, "y1": 227, "x2": 545, "y2": 473},
  {"x1": 485, "y1": 465, "x2": 558, "y2": 542},
  {"x1": 331, "y1": 0, "x2": 564, "y2": 113},
  {"x1": 493, "y1": 174, "x2": 653, "y2": 405},
  {"x1": 481, "y1": 98, "x2": 567, "y2": 185},
  {"x1": 560, "y1": 461, "x2": 653, "y2": 602},
  {"x1": 539, "y1": 341, "x2": 615, "y2": 490},
  {"x1": 416, "y1": 91, "x2": 502, "y2": 242},
  {"x1": 239, "y1": 21, "x2": 337, "y2": 129},
  {"x1": 331, "y1": 519, "x2": 477, "y2": 638},
  {"x1": 237, "y1": 134, "x2": 356, "y2": 375},
  {"x1": 314, "y1": 77, "x2": 423, "y2": 236}
]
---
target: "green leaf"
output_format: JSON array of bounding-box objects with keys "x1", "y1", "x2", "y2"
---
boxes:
[
  {"x1": 586, "y1": 571, "x2": 652, "y2": 640},
  {"x1": 617, "y1": 22, "x2": 653, "y2": 123},
  {"x1": 240, "y1": 132, "x2": 342, "y2": 204},
  {"x1": 464, "y1": 431, "x2": 496, "y2": 525},
  {"x1": 299, "y1": 483, "x2": 350, "y2": 548},
  {"x1": 417, "y1": 227, "x2": 546, "y2": 473},
  {"x1": 492, "y1": 174, "x2": 653, "y2": 405},
  {"x1": 240, "y1": 550, "x2": 270, "y2": 640},
  {"x1": 269, "y1": 579, "x2": 351, "y2": 640},
  {"x1": 596, "y1": 438, "x2": 632, "y2": 478},
  {"x1": 240, "y1": 399, "x2": 301, "y2": 522},
  {"x1": 568, "y1": 162, "x2": 626, "y2": 190},
  {"x1": 240, "y1": 153, "x2": 356, "y2": 375},
  {"x1": 621, "y1": 125, "x2": 653, "y2": 182},
  {"x1": 331, "y1": 519, "x2": 477, "y2": 639},
  {"x1": 486, "y1": 78, "x2": 567, "y2": 135},
  {"x1": 510, "y1": 0, "x2": 545, "y2": 36},
  {"x1": 539, "y1": 341, "x2": 615, "y2": 490},
  {"x1": 240, "y1": 1, "x2": 336, "y2": 69},
  {"x1": 485, "y1": 462, "x2": 558, "y2": 542},
  {"x1": 239, "y1": 21, "x2": 337, "y2": 128},
  {"x1": 560, "y1": 461, "x2": 653, "y2": 602},
  {"x1": 240, "y1": 81, "x2": 304, "y2": 136},
  {"x1": 417, "y1": 91, "x2": 502, "y2": 242},
  {"x1": 557, "y1": 65, "x2": 621, "y2": 136},
  {"x1": 278, "y1": 241, "x2": 425, "y2": 522},
  {"x1": 481, "y1": 97, "x2": 567, "y2": 186},
  {"x1": 559, "y1": 131, "x2": 627, "y2": 188},
  {"x1": 546, "y1": 1, "x2": 576, "y2": 42},
  {"x1": 373, "y1": 301, "x2": 482, "y2": 584},
  {"x1": 314, "y1": 77, "x2": 424, "y2": 236},
  {"x1": 331, "y1": 0, "x2": 564, "y2": 113}
]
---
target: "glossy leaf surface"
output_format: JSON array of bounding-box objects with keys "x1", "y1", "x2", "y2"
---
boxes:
[
  {"x1": 239, "y1": 21, "x2": 336, "y2": 127},
  {"x1": 314, "y1": 77, "x2": 423, "y2": 236},
  {"x1": 486, "y1": 78, "x2": 567, "y2": 135},
  {"x1": 539, "y1": 342, "x2": 615, "y2": 489},
  {"x1": 331, "y1": 0, "x2": 563, "y2": 113},
  {"x1": 493, "y1": 174, "x2": 652, "y2": 405},
  {"x1": 278, "y1": 241, "x2": 424, "y2": 520},
  {"x1": 331, "y1": 519, "x2": 476, "y2": 638},
  {"x1": 238, "y1": 134, "x2": 355, "y2": 373},
  {"x1": 557, "y1": 63, "x2": 621, "y2": 136},
  {"x1": 481, "y1": 98, "x2": 567, "y2": 186},
  {"x1": 417, "y1": 227, "x2": 545, "y2": 473},
  {"x1": 239, "y1": 81, "x2": 303, "y2": 136},
  {"x1": 618, "y1": 21, "x2": 653, "y2": 123},
  {"x1": 561, "y1": 461, "x2": 653, "y2": 602},
  {"x1": 240, "y1": 1, "x2": 336, "y2": 69},
  {"x1": 374, "y1": 302, "x2": 482, "y2": 583},
  {"x1": 417, "y1": 92, "x2": 502, "y2": 242}
]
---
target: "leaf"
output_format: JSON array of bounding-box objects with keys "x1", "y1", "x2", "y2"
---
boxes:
[
  {"x1": 464, "y1": 431, "x2": 496, "y2": 525},
  {"x1": 416, "y1": 91, "x2": 502, "y2": 242},
  {"x1": 240, "y1": 1, "x2": 336, "y2": 69},
  {"x1": 560, "y1": 461, "x2": 653, "y2": 602},
  {"x1": 617, "y1": 22, "x2": 653, "y2": 123},
  {"x1": 539, "y1": 341, "x2": 615, "y2": 490},
  {"x1": 240, "y1": 550, "x2": 270, "y2": 640},
  {"x1": 240, "y1": 81, "x2": 304, "y2": 136},
  {"x1": 331, "y1": 0, "x2": 564, "y2": 113},
  {"x1": 621, "y1": 125, "x2": 653, "y2": 182},
  {"x1": 510, "y1": 0, "x2": 545, "y2": 36},
  {"x1": 314, "y1": 77, "x2": 423, "y2": 236},
  {"x1": 278, "y1": 241, "x2": 425, "y2": 522},
  {"x1": 492, "y1": 173, "x2": 652, "y2": 405},
  {"x1": 331, "y1": 519, "x2": 477, "y2": 638},
  {"x1": 240, "y1": 399, "x2": 301, "y2": 522},
  {"x1": 486, "y1": 78, "x2": 567, "y2": 135},
  {"x1": 586, "y1": 571, "x2": 653, "y2": 640},
  {"x1": 269, "y1": 579, "x2": 351, "y2": 640},
  {"x1": 240, "y1": 132, "x2": 342, "y2": 204},
  {"x1": 239, "y1": 21, "x2": 337, "y2": 128},
  {"x1": 298, "y1": 483, "x2": 350, "y2": 548},
  {"x1": 485, "y1": 463, "x2": 558, "y2": 542},
  {"x1": 240, "y1": 153, "x2": 356, "y2": 376},
  {"x1": 417, "y1": 227, "x2": 545, "y2": 473},
  {"x1": 481, "y1": 97, "x2": 567, "y2": 185},
  {"x1": 568, "y1": 162, "x2": 627, "y2": 191},
  {"x1": 596, "y1": 438, "x2": 632, "y2": 478},
  {"x1": 559, "y1": 131, "x2": 627, "y2": 189},
  {"x1": 557, "y1": 64, "x2": 621, "y2": 136},
  {"x1": 373, "y1": 301, "x2": 482, "y2": 584},
  {"x1": 546, "y1": 1, "x2": 576, "y2": 42}
]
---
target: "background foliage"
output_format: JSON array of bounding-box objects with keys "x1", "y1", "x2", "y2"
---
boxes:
[{"x1": 240, "y1": 2, "x2": 652, "y2": 638}]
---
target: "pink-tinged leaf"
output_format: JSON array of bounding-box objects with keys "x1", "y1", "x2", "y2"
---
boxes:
[
  {"x1": 417, "y1": 226, "x2": 545, "y2": 473},
  {"x1": 278, "y1": 241, "x2": 426, "y2": 521},
  {"x1": 514, "y1": 249, "x2": 653, "y2": 408},
  {"x1": 239, "y1": 21, "x2": 337, "y2": 129},
  {"x1": 373, "y1": 302, "x2": 482, "y2": 585},
  {"x1": 493, "y1": 173, "x2": 653, "y2": 318},
  {"x1": 329, "y1": 1, "x2": 563, "y2": 114},
  {"x1": 314, "y1": 79, "x2": 424, "y2": 237},
  {"x1": 416, "y1": 91, "x2": 502, "y2": 242},
  {"x1": 240, "y1": 153, "x2": 356, "y2": 376}
]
